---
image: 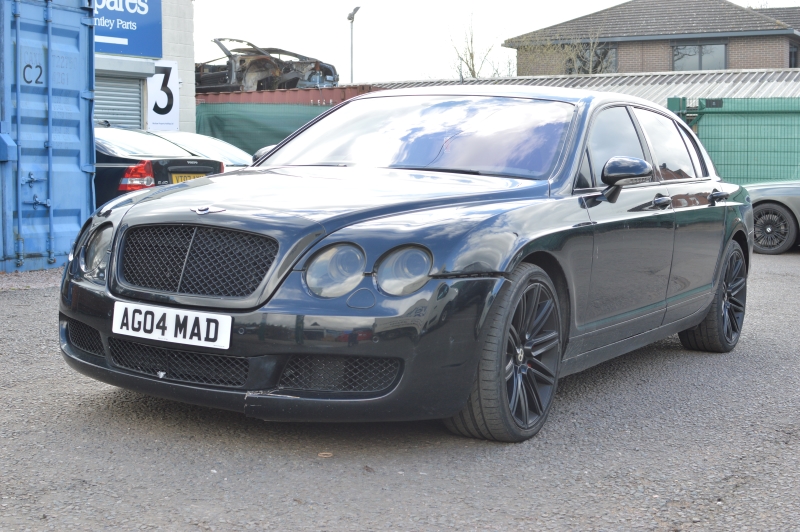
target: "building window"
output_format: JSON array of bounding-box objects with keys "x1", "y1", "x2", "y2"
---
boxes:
[
  {"x1": 791, "y1": 44, "x2": 798, "y2": 68},
  {"x1": 566, "y1": 44, "x2": 617, "y2": 74},
  {"x1": 673, "y1": 44, "x2": 726, "y2": 71}
]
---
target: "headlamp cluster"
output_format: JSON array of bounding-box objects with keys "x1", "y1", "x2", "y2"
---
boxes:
[
  {"x1": 75, "y1": 224, "x2": 114, "y2": 284},
  {"x1": 305, "y1": 244, "x2": 433, "y2": 298}
]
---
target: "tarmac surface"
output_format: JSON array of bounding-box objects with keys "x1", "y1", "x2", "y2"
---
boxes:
[{"x1": 0, "y1": 250, "x2": 798, "y2": 531}]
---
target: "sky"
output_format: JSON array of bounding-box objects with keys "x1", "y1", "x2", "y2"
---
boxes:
[{"x1": 194, "y1": 0, "x2": 800, "y2": 84}]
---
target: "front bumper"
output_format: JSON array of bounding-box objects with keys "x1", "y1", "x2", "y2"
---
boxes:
[{"x1": 60, "y1": 271, "x2": 504, "y2": 422}]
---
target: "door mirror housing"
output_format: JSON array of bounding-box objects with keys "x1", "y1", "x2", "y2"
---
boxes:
[
  {"x1": 253, "y1": 145, "x2": 277, "y2": 163},
  {"x1": 601, "y1": 156, "x2": 653, "y2": 187}
]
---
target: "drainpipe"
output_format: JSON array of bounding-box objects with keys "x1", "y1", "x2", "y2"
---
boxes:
[
  {"x1": 45, "y1": 0, "x2": 55, "y2": 263},
  {"x1": 14, "y1": 0, "x2": 23, "y2": 267}
]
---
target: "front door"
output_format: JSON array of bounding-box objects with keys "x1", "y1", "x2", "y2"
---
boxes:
[{"x1": 579, "y1": 106, "x2": 675, "y2": 350}]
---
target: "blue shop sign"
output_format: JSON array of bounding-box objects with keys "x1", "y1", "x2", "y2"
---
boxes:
[{"x1": 95, "y1": 0, "x2": 162, "y2": 59}]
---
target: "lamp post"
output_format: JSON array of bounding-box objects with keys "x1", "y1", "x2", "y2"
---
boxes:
[{"x1": 347, "y1": 6, "x2": 360, "y2": 83}]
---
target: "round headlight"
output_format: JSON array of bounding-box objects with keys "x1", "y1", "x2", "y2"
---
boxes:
[
  {"x1": 377, "y1": 246, "x2": 432, "y2": 296},
  {"x1": 81, "y1": 225, "x2": 114, "y2": 275},
  {"x1": 306, "y1": 244, "x2": 366, "y2": 298}
]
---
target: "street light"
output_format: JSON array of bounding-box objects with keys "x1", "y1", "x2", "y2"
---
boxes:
[{"x1": 347, "y1": 6, "x2": 360, "y2": 84}]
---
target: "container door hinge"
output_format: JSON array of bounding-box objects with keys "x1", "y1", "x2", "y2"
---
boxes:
[
  {"x1": 81, "y1": 17, "x2": 94, "y2": 26},
  {"x1": 81, "y1": 90, "x2": 94, "y2": 101},
  {"x1": 82, "y1": 164, "x2": 96, "y2": 173},
  {"x1": 23, "y1": 195, "x2": 51, "y2": 210}
]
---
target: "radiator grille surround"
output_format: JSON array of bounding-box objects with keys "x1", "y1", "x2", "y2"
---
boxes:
[
  {"x1": 120, "y1": 225, "x2": 279, "y2": 298},
  {"x1": 108, "y1": 338, "x2": 249, "y2": 388},
  {"x1": 64, "y1": 316, "x2": 105, "y2": 357},
  {"x1": 279, "y1": 355, "x2": 401, "y2": 393}
]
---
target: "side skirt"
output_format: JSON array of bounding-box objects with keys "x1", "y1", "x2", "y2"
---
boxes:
[{"x1": 560, "y1": 301, "x2": 711, "y2": 377}]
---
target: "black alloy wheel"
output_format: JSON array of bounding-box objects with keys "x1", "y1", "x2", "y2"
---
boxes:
[
  {"x1": 753, "y1": 203, "x2": 797, "y2": 255},
  {"x1": 505, "y1": 281, "x2": 560, "y2": 430},
  {"x1": 444, "y1": 263, "x2": 563, "y2": 442},
  {"x1": 679, "y1": 240, "x2": 747, "y2": 353},
  {"x1": 720, "y1": 246, "x2": 747, "y2": 346}
]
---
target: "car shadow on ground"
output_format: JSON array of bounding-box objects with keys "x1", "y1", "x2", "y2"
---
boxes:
[{"x1": 72, "y1": 332, "x2": 730, "y2": 449}]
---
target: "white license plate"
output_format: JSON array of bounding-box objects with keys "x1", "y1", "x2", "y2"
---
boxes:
[{"x1": 112, "y1": 302, "x2": 232, "y2": 350}]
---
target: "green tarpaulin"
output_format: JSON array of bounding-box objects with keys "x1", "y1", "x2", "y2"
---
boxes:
[{"x1": 196, "y1": 103, "x2": 331, "y2": 155}]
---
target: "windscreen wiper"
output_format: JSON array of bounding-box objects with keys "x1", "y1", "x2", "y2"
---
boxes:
[{"x1": 387, "y1": 166, "x2": 483, "y2": 176}]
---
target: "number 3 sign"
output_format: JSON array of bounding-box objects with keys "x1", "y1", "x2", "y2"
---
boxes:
[{"x1": 147, "y1": 60, "x2": 180, "y2": 131}]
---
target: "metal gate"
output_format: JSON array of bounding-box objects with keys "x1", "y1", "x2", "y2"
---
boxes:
[
  {"x1": 669, "y1": 97, "x2": 800, "y2": 186},
  {"x1": 1, "y1": 0, "x2": 95, "y2": 272},
  {"x1": 95, "y1": 77, "x2": 143, "y2": 129}
]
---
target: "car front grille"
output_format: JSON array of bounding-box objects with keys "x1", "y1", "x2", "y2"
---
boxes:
[
  {"x1": 278, "y1": 355, "x2": 401, "y2": 393},
  {"x1": 63, "y1": 315, "x2": 105, "y2": 357},
  {"x1": 120, "y1": 225, "x2": 279, "y2": 298},
  {"x1": 108, "y1": 338, "x2": 249, "y2": 388}
]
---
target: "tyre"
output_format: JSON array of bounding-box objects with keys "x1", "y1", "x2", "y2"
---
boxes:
[
  {"x1": 678, "y1": 240, "x2": 747, "y2": 353},
  {"x1": 443, "y1": 263, "x2": 563, "y2": 442},
  {"x1": 753, "y1": 202, "x2": 797, "y2": 255}
]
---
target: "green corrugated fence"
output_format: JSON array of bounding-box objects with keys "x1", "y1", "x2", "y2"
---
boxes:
[
  {"x1": 196, "y1": 103, "x2": 332, "y2": 155},
  {"x1": 669, "y1": 97, "x2": 800, "y2": 186}
]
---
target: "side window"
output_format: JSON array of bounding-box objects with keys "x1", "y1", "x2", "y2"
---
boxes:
[
  {"x1": 588, "y1": 107, "x2": 645, "y2": 184},
  {"x1": 633, "y1": 108, "x2": 696, "y2": 180},
  {"x1": 677, "y1": 126, "x2": 709, "y2": 177},
  {"x1": 574, "y1": 150, "x2": 593, "y2": 189}
]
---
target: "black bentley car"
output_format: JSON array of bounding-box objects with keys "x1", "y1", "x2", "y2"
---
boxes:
[
  {"x1": 94, "y1": 126, "x2": 225, "y2": 209},
  {"x1": 61, "y1": 87, "x2": 753, "y2": 442}
]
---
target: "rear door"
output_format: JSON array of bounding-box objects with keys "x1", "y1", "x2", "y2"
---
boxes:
[{"x1": 631, "y1": 108, "x2": 726, "y2": 323}]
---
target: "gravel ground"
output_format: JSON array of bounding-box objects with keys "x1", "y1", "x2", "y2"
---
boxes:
[
  {"x1": 1, "y1": 251, "x2": 799, "y2": 531},
  {"x1": 0, "y1": 267, "x2": 63, "y2": 291}
]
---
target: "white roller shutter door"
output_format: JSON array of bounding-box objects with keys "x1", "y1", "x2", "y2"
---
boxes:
[{"x1": 95, "y1": 77, "x2": 143, "y2": 129}]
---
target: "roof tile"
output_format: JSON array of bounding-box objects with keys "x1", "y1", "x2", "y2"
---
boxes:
[{"x1": 503, "y1": 0, "x2": 796, "y2": 48}]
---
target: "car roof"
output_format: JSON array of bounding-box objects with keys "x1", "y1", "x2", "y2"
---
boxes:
[{"x1": 356, "y1": 84, "x2": 667, "y2": 113}]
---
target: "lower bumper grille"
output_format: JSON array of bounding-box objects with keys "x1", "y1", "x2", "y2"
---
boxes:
[
  {"x1": 108, "y1": 338, "x2": 249, "y2": 388},
  {"x1": 279, "y1": 355, "x2": 401, "y2": 393},
  {"x1": 64, "y1": 315, "x2": 105, "y2": 357}
]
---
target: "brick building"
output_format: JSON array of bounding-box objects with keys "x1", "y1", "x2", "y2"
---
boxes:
[{"x1": 504, "y1": 0, "x2": 800, "y2": 76}]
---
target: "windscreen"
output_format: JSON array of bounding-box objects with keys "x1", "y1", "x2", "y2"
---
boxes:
[
  {"x1": 95, "y1": 128, "x2": 192, "y2": 158},
  {"x1": 154, "y1": 131, "x2": 252, "y2": 165},
  {"x1": 262, "y1": 96, "x2": 575, "y2": 179}
]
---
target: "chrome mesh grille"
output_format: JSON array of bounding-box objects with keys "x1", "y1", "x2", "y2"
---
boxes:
[
  {"x1": 63, "y1": 315, "x2": 105, "y2": 357},
  {"x1": 108, "y1": 338, "x2": 249, "y2": 388},
  {"x1": 278, "y1": 355, "x2": 401, "y2": 393},
  {"x1": 121, "y1": 225, "x2": 278, "y2": 297}
]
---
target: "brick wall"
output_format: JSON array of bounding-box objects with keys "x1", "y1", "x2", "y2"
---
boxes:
[
  {"x1": 728, "y1": 36, "x2": 789, "y2": 69},
  {"x1": 162, "y1": 0, "x2": 195, "y2": 132},
  {"x1": 617, "y1": 40, "x2": 672, "y2": 72},
  {"x1": 516, "y1": 47, "x2": 569, "y2": 76},
  {"x1": 514, "y1": 35, "x2": 793, "y2": 75}
]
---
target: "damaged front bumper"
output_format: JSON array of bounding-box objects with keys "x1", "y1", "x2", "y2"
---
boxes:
[{"x1": 59, "y1": 272, "x2": 504, "y2": 422}]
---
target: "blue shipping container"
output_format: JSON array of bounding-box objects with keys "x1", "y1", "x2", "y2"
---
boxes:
[{"x1": 1, "y1": 0, "x2": 94, "y2": 272}]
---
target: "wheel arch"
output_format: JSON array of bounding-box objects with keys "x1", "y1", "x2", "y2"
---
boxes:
[
  {"x1": 731, "y1": 229, "x2": 750, "y2": 272},
  {"x1": 519, "y1": 251, "x2": 572, "y2": 357}
]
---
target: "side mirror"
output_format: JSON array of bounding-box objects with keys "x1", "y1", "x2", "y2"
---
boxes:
[
  {"x1": 601, "y1": 156, "x2": 653, "y2": 187},
  {"x1": 252, "y1": 145, "x2": 276, "y2": 163}
]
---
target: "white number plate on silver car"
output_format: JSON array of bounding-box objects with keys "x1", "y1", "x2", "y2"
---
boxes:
[{"x1": 111, "y1": 302, "x2": 232, "y2": 350}]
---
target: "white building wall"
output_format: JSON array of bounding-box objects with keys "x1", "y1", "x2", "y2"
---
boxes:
[{"x1": 161, "y1": 0, "x2": 196, "y2": 132}]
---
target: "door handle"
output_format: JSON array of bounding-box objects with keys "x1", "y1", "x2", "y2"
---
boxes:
[
  {"x1": 708, "y1": 190, "x2": 730, "y2": 205},
  {"x1": 652, "y1": 196, "x2": 672, "y2": 208}
]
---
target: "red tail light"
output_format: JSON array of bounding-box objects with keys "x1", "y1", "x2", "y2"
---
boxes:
[
  {"x1": 118, "y1": 160, "x2": 155, "y2": 191},
  {"x1": 220, "y1": 162, "x2": 225, "y2": 174}
]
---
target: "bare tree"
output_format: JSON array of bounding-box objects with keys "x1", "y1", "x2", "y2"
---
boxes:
[
  {"x1": 453, "y1": 22, "x2": 493, "y2": 79},
  {"x1": 516, "y1": 27, "x2": 615, "y2": 76}
]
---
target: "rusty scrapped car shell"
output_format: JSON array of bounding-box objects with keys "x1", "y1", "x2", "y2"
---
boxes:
[{"x1": 195, "y1": 38, "x2": 339, "y2": 93}]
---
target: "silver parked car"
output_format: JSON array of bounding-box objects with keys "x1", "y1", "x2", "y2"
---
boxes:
[{"x1": 746, "y1": 181, "x2": 800, "y2": 254}]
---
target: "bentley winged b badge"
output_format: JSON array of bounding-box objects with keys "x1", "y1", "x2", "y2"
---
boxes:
[{"x1": 190, "y1": 205, "x2": 226, "y2": 215}]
